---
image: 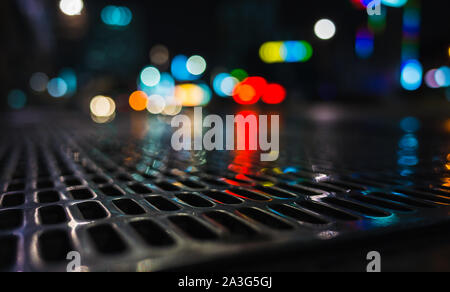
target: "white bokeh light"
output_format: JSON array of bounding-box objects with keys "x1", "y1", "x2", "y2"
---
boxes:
[
  {"x1": 147, "y1": 95, "x2": 166, "y2": 114},
  {"x1": 59, "y1": 0, "x2": 84, "y2": 16},
  {"x1": 186, "y1": 55, "x2": 207, "y2": 76},
  {"x1": 314, "y1": 19, "x2": 336, "y2": 40}
]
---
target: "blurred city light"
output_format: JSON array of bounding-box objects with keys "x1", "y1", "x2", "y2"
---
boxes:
[
  {"x1": 175, "y1": 83, "x2": 211, "y2": 107},
  {"x1": 435, "y1": 66, "x2": 450, "y2": 88},
  {"x1": 162, "y1": 96, "x2": 182, "y2": 116},
  {"x1": 314, "y1": 19, "x2": 336, "y2": 40},
  {"x1": 30, "y1": 72, "x2": 49, "y2": 93},
  {"x1": 140, "y1": 66, "x2": 161, "y2": 87},
  {"x1": 101, "y1": 5, "x2": 133, "y2": 27},
  {"x1": 150, "y1": 45, "x2": 170, "y2": 66},
  {"x1": 186, "y1": 55, "x2": 207, "y2": 76},
  {"x1": 233, "y1": 77, "x2": 267, "y2": 105},
  {"x1": 129, "y1": 91, "x2": 149, "y2": 111},
  {"x1": 7, "y1": 90, "x2": 27, "y2": 110},
  {"x1": 382, "y1": 0, "x2": 409, "y2": 7},
  {"x1": 231, "y1": 69, "x2": 248, "y2": 81},
  {"x1": 259, "y1": 41, "x2": 285, "y2": 63},
  {"x1": 90, "y1": 95, "x2": 116, "y2": 121},
  {"x1": 213, "y1": 73, "x2": 232, "y2": 97},
  {"x1": 59, "y1": 68, "x2": 77, "y2": 96},
  {"x1": 425, "y1": 69, "x2": 439, "y2": 88},
  {"x1": 171, "y1": 55, "x2": 197, "y2": 81},
  {"x1": 400, "y1": 60, "x2": 422, "y2": 91},
  {"x1": 400, "y1": 117, "x2": 421, "y2": 133},
  {"x1": 262, "y1": 84, "x2": 286, "y2": 104},
  {"x1": 283, "y1": 41, "x2": 313, "y2": 62},
  {"x1": 47, "y1": 78, "x2": 68, "y2": 98},
  {"x1": 59, "y1": 0, "x2": 84, "y2": 16},
  {"x1": 220, "y1": 76, "x2": 240, "y2": 96},
  {"x1": 146, "y1": 94, "x2": 166, "y2": 114},
  {"x1": 259, "y1": 41, "x2": 312, "y2": 63},
  {"x1": 355, "y1": 28, "x2": 374, "y2": 59}
]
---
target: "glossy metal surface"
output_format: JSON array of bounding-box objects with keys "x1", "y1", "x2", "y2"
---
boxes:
[{"x1": 1, "y1": 107, "x2": 449, "y2": 272}]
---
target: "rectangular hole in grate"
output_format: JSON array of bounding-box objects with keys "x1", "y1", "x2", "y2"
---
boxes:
[
  {"x1": 88, "y1": 225, "x2": 127, "y2": 255},
  {"x1": 38, "y1": 191, "x2": 60, "y2": 204},
  {"x1": 70, "y1": 188, "x2": 95, "y2": 200},
  {"x1": 277, "y1": 183, "x2": 321, "y2": 197},
  {"x1": 145, "y1": 196, "x2": 180, "y2": 211},
  {"x1": 130, "y1": 220, "x2": 175, "y2": 247},
  {"x1": 37, "y1": 180, "x2": 54, "y2": 189},
  {"x1": 254, "y1": 186, "x2": 296, "y2": 199},
  {"x1": 38, "y1": 230, "x2": 73, "y2": 263},
  {"x1": 296, "y1": 200, "x2": 359, "y2": 221},
  {"x1": 350, "y1": 194, "x2": 413, "y2": 212},
  {"x1": 116, "y1": 174, "x2": 133, "y2": 182},
  {"x1": 129, "y1": 183, "x2": 153, "y2": 195},
  {"x1": 113, "y1": 199, "x2": 146, "y2": 215},
  {"x1": 100, "y1": 185, "x2": 124, "y2": 197},
  {"x1": 0, "y1": 235, "x2": 18, "y2": 271},
  {"x1": 0, "y1": 209, "x2": 23, "y2": 230},
  {"x1": 370, "y1": 192, "x2": 435, "y2": 208},
  {"x1": 155, "y1": 182, "x2": 181, "y2": 192},
  {"x1": 2, "y1": 193, "x2": 25, "y2": 207},
  {"x1": 77, "y1": 201, "x2": 108, "y2": 220},
  {"x1": 204, "y1": 211, "x2": 258, "y2": 238},
  {"x1": 64, "y1": 178, "x2": 83, "y2": 187},
  {"x1": 237, "y1": 208, "x2": 293, "y2": 231},
  {"x1": 202, "y1": 191, "x2": 243, "y2": 205},
  {"x1": 7, "y1": 182, "x2": 25, "y2": 192},
  {"x1": 227, "y1": 189, "x2": 270, "y2": 202},
  {"x1": 169, "y1": 215, "x2": 218, "y2": 240},
  {"x1": 270, "y1": 204, "x2": 328, "y2": 225},
  {"x1": 91, "y1": 176, "x2": 109, "y2": 184},
  {"x1": 322, "y1": 197, "x2": 390, "y2": 217},
  {"x1": 394, "y1": 189, "x2": 450, "y2": 205},
  {"x1": 39, "y1": 205, "x2": 68, "y2": 225},
  {"x1": 180, "y1": 180, "x2": 205, "y2": 190},
  {"x1": 175, "y1": 193, "x2": 214, "y2": 208}
]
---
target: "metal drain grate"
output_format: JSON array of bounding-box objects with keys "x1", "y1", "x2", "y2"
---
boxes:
[{"x1": 0, "y1": 115, "x2": 449, "y2": 272}]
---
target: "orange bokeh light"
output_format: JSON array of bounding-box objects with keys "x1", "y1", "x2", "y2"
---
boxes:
[
  {"x1": 129, "y1": 91, "x2": 148, "y2": 111},
  {"x1": 444, "y1": 119, "x2": 450, "y2": 133}
]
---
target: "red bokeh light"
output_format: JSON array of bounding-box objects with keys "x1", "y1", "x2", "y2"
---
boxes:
[
  {"x1": 232, "y1": 76, "x2": 267, "y2": 105},
  {"x1": 262, "y1": 83, "x2": 286, "y2": 104}
]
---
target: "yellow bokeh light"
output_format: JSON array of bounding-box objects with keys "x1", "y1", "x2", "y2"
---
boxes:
[
  {"x1": 174, "y1": 84, "x2": 206, "y2": 107},
  {"x1": 129, "y1": 91, "x2": 148, "y2": 111},
  {"x1": 259, "y1": 42, "x2": 286, "y2": 64}
]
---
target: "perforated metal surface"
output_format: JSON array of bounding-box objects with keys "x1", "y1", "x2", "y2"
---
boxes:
[{"x1": 1, "y1": 111, "x2": 449, "y2": 271}]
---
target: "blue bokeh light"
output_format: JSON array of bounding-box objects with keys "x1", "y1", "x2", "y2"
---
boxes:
[
  {"x1": 101, "y1": 6, "x2": 133, "y2": 27},
  {"x1": 48, "y1": 78, "x2": 68, "y2": 98},
  {"x1": 171, "y1": 55, "x2": 197, "y2": 81},
  {"x1": 400, "y1": 60, "x2": 423, "y2": 91}
]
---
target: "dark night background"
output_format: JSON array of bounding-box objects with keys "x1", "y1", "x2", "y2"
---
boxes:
[{"x1": 0, "y1": 0, "x2": 449, "y2": 111}]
